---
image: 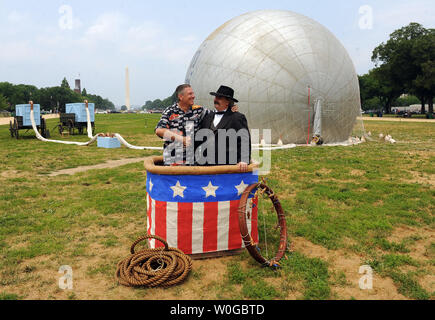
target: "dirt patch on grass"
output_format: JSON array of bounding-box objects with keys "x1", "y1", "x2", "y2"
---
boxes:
[
  {"x1": 318, "y1": 168, "x2": 333, "y2": 175},
  {"x1": 1, "y1": 170, "x2": 18, "y2": 178},
  {"x1": 0, "y1": 255, "x2": 63, "y2": 300},
  {"x1": 388, "y1": 226, "x2": 435, "y2": 261},
  {"x1": 350, "y1": 170, "x2": 366, "y2": 177},
  {"x1": 419, "y1": 274, "x2": 435, "y2": 294},
  {"x1": 405, "y1": 171, "x2": 435, "y2": 186},
  {"x1": 2, "y1": 242, "x2": 235, "y2": 300},
  {"x1": 401, "y1": 149, "x2": 435, "y2": 161},
  {"x1": 388, "y1": 226, "x2": 435, "y2": 295},
  {"x1": 0, "y1": 170, "x2": 29, "y2": 179},
  {"x1": 291, "y1": 237, "x2": 407, "y2": 300},
  {"x1": 46, "y1": 158, "x2": 149, "y2": 177},
  {"x1": 388, "y1": 225, "x2": 433, "y2": 242},
  {"x1": 374, "y1": 200, "x2": 384, "y2": 207},
  {"x1": 129, "y1": 256, "x2": 234, "y2": 300}
]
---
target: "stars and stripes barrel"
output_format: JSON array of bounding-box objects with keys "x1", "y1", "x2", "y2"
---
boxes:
[{"x1": 145, "y1": 158, "x2": 259, "y2": 256}]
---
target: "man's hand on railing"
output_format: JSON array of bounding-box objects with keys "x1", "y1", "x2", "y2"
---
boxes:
[{"x1": 238, "y1": 162, "x2": 249, "y2": 173}]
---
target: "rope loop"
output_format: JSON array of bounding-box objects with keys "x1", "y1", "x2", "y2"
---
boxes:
[
  {"x1": 131, "y1": 235, "x2": 169, "y2": 254},
  {"x1": 238, "y1": 183, "x2": 288, "y2": 268},
  {"x1": 116, "y1": 235, "x2": 192, "y2": 288}
]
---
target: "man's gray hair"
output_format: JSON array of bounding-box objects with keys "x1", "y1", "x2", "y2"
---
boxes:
[{"x1": 175, "y1": 84, "x2": 192, "y2": 102}]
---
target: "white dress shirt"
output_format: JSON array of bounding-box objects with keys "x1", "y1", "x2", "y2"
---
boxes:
[{"x1": 213, "y1": 109, "x2": 228, "y2": 127}]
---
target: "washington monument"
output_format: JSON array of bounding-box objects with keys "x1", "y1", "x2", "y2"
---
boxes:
[{"x1": 125, "y1": 67, "x2": 131, "y2": 111}]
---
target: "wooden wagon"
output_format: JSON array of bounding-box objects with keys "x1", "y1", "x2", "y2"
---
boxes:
[
  {"x1": 9, "y1": 104, "x2": 49, "y2": 139},
  {"x1": 57, "y1": 102, "x2": 95, "y2": 136}
]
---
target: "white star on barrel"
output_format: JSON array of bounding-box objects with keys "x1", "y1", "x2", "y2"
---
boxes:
[
  {"x1": 149, "y1": 179, "x2": 154, "y2": 192},
  {"x1": 202, "y1": 181, "x2": 219, "y2": 198},
  {"x1": 235, "y1": 181, "x2": 249, "y2": 196},
  {"x1": 171, "y1": 181, "x2": 187, "y2": 198}
]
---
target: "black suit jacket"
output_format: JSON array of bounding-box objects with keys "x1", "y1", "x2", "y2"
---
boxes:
[{"x1": 196, "y1": 110, "x2": 252, "y2": 166}]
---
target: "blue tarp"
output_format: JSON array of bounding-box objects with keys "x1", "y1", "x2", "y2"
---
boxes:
[
  {"x1": 15, "y1": 104, "x2": 40, "y2": 126},
  {"x1": 66, "y1": 103, "x2": 95, "y2": 123}
]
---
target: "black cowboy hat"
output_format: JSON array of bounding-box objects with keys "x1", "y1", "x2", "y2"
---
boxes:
[{"x1": 210, "y1": 85, "x2": 239, "y2": 103}]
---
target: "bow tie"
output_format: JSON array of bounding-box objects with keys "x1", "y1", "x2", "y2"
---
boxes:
[{"x1": 215, "y1": 110, "x2": 227, "y2": 115}]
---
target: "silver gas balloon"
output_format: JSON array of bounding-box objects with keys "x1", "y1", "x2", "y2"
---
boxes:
[{"x1": 186, "y1": 10, "x2": 361, "y2": 144}]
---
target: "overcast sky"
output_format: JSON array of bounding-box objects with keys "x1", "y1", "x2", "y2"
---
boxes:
[{"x1": 0, "y1": 0, "x2": 433, "y2": 106}]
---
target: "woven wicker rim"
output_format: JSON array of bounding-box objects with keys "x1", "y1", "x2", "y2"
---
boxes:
[{"x1": 144, "y1": 156, "x2": 258, "y2": 176}]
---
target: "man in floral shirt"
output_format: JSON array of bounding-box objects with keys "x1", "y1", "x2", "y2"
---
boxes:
[{"x1": 155, "y1": 84, "x2": 210, "y2": 165}]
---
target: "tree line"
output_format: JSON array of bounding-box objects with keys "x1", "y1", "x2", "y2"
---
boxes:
[
  {"x1": 359, "y1": 23, "x2": 434, "y2": 114},
  {"x1": 142, "y1": 92, "x2": 177, "y2": 111},
  {"x1": 0, "y1": 78, "x2": 115, "y2": 113}
]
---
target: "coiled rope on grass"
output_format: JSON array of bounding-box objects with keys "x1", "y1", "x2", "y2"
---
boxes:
[{"x1": 115, "y1": 235, "x2": 192, "y2": 288}]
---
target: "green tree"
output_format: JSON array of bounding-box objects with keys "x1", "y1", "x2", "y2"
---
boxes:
[
  {"x1": 0, "y1": 93, "x2": 9, "y2": 110},
  {"x1": 359, "y1": 73, "x2": 378, "y2": 111},
  {"x1": 102, "y1": 98, "x2": 115, "y2": 110},
  {"x1": 48, "y1": 86, "x2": 82, "y2": 112},
  {"x1": 0, "y1": 83, "x2": 39, "y2": 108},
  {"x1": 372, "y1": 23, "x2": 433, "y2": 113},
  {"x1": 393, "y1": 95, "x2": 421, "y2": 107},
  {"x1": 61, "y1": 77, "x2": 70, "y2": 89},
  {"x1": 142, "y1": 100, "x2": 153, "y2": 110},
  {"x1": 152, "y1": 99, "x2": 163, "y2": 110},
  {"x1": 82, "y1": 88, "x2": 88, "y2": 96},
  {"x1": 414, "y1": 61, "x2": 435, "y2": 114},
  {"x1": 0, "y1": 81, "x2": 116, "y2": 113},
  {"x1": 121, "y1": 105, "x2": 127, "y2": 111},
  {"x1": 359, "y1": 67, "x2": 402, "y2": 113},
  {"x1": 372, "y1": 66, "x2": 403, "y2": 114},
  {"x1": 165, "y1": 92, "x2": 177, "y2": 107},
  {"x1": 411, "y1": 30, "x2": 435, "y2": 114}
]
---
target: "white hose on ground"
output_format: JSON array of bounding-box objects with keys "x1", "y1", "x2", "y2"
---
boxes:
[
  {"x1": 30, "y1": 101, "x2": 364, "y2": 151},
  {"x1": 30, "y1": 102, "x2": 101, "y2": 146},
  {"x1": 30, "y1": 100, "x2": 163, "y2": 150},
  {"x1": 86, "y1": 102, "x2": 93, "y2": 139},
  {"x1": 114, "y1": 133, "x2": 163, "y2": 151},
  {"x1": 253, "y1": 144, "x2": 297, "y2": 151},
  {"x1": 252, "y1": 138, "x2": 365, "y2": 150}
]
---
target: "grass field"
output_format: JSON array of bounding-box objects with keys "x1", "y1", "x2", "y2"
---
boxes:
[{"x1": 0, "y1": 114, "x2": 433, "y2": 300}]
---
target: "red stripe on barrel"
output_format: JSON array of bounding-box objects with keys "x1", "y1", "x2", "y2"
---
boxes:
[
  {"x1": 154, "y1": 201, "x2": 167, "y2": 248},
  {"x1": 228, "y1": 200, "x2": 242, "y2": 250},
  {"x1": 147, "y1": 194, "x2": 152, "y2": 237},
  {"x1": 178, "y1": 202, "x2": 193, "y2": 254},
  {"x1": 203, "y1": 202, "x2": 218, "y2": 253}
]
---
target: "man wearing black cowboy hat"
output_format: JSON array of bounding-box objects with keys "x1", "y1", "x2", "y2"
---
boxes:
[{"x1": 196, "y1": 85, "x2": 251, "y2": 172}]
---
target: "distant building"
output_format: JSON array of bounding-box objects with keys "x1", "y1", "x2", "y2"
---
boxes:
[{"x1": 74, "y1": 79, "x2": 81, "y2": 94}]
